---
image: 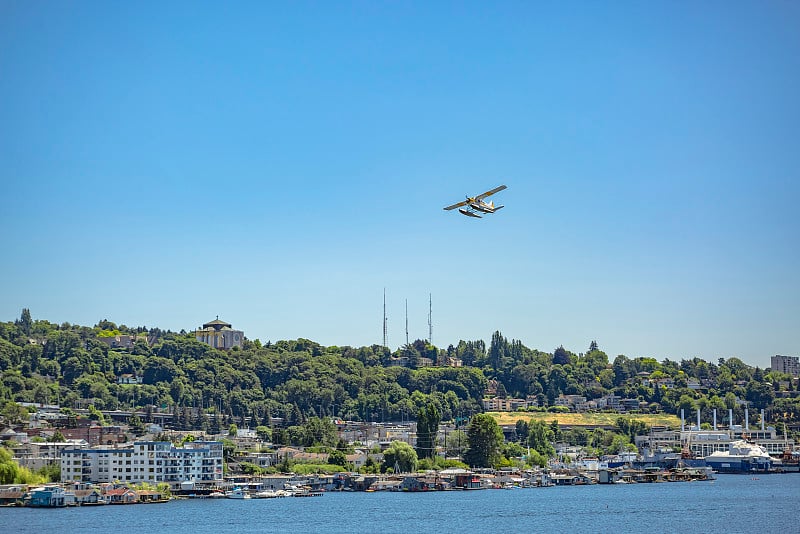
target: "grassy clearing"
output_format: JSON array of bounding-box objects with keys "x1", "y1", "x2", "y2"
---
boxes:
[{"x1": 487, "y1": 411, "x2": 681, "y2": 429}]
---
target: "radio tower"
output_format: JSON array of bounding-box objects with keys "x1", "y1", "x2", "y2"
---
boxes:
[
  {"x1": 428, "y1": 293, "x2": 432, "y2": 345},
  {"x1": 405, "y1": 299, "x2": 409, "y2": 346},
  {"x1": 382, "y1": 288, "x2": 388, "y2": 349}
]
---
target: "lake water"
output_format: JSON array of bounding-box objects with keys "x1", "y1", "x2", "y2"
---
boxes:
[{"x1": 4, "y1": 475, "x2": 799, "y2": 534}]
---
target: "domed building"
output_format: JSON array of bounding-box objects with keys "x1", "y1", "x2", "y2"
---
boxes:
[{"x1": 195, "y1": 316, "x2": 244, "y2": 349}]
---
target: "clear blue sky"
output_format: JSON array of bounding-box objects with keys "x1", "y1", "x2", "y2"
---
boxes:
[{"x1": 1, "y1": 1, "x2": 798, "y2": 368}]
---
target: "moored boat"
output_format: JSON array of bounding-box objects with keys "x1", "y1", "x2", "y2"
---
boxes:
[
  {"x1": 225, "y1": 488, "x2": 251, "y2": 499},
  {"x1": 704, "y1": 440, "x2": 774, "y2": 474}
]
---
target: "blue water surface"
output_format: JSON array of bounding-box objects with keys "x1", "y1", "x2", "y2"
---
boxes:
[{"x1": 2, "y1": 475, "x2": 797, "y2": 534}]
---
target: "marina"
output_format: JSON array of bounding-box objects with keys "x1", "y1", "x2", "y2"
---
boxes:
[
  {"x1": 0, "y1": 465, "x2": 712, "y2": 508},
  {"x1": 2, "y1": 475, "x2": 799, "y2": 534}
]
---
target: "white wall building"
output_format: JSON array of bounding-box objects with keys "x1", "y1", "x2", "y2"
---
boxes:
[
  {"x1": 12, "y1": 440, "x2": 88, "y2": 471},
  {"x1": 61, "y1": 441, "x2": 223, "y2": 488}
]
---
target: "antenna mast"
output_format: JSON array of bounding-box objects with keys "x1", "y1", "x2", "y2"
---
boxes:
[
  {"x1": 405, "y1": 299, "x2": 409, "y2": 346},
  {"x1": 383, "y1": 288, "x2": 387, "y2": 349},
  {"x1": 428, "y1": 293, "x2": 432, "y2": 345}
]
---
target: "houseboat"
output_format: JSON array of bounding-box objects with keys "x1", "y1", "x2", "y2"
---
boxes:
[{"x1": 28, "y1": 486, "x2": 67, "y2": 508}]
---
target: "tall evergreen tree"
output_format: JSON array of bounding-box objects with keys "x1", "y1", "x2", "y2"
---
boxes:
[
  {"x1": 171, "y1": 404, "x2": 180, "y2": 430},
  {"x1": 489, "y1": 331, "x2": 508, "y2": 371},
  {"x1": 527, "y1": 420, "x2": 556, "y2": 458},
  {"x1": 209, "y1": 412, "x2": 221, "y2": 435},
  {"x1": 16, "y1": 308, "x2": 32, "y2": 336},
  {"x1": 553, "y1": 345, "x2": 570, "y2": 365},
  {"x1": 463, "y1": 413, "x2": 504, "y2": 468},
  {"x1": 415, "y1": 404, "x2": 441, "y2": 460}
]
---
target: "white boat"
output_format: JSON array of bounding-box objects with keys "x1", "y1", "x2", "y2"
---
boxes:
[
  {"x1": 253, "y1": 490, "x2": 280, "y2": 499},
  {"x1": 704, "y1": 440, "x2": 773, "y2": 474},
  {"x1": 225, "y1": 488, "x2": 251, "y2": 499}
]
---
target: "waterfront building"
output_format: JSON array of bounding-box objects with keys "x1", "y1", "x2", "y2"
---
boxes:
[
  {"x1": 28, "y1": 485, "x2": 66, "y2": 507},
  {"x1": 194, "y1": 317, "x2": 244, "y2": 349},
  {"x1": 636, "y1": 425, "x2": 795, "y2": 458},
  {"x1": 61, "y1": 441, "x2": 224, "y2": 489},
  {"x1": 65, "y1": 482, "x2": 104, "y2": 505},
  {"x1": 0, "y1": 485, "x2": 26, "y2": 506},
  {"x1": 11, "y1": 440, "x2": 89, "y2": 471},
  {"x1": 104, "y1": 486, "x2": 138, "y2": 504}
]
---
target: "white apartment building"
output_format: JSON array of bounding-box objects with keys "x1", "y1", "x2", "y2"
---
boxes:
[
  {"x1": 61, "y1": 441, "x2": 223, "y2": 488},
  {"x1": 12, "y1": 440, "x2": 88, "y2": 471}
]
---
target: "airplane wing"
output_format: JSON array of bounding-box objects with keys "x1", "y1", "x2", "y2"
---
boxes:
[
  {"x1": 475, "y1": 184, "x2": 507, "y2": 200},
  {"x1": 443, "y1": 200, "x2": 469, "y2": 210}
]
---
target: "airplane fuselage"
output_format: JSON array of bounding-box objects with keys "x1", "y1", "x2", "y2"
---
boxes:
[{"x1": 469, "y1": 201, "x2": 504, "y2": 214}]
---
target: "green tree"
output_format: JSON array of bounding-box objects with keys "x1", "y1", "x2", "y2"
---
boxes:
[
  {"x1": 746, "y1": 380, "x2": 775, "y2": 410},
  {"x1": 514, "y1": 420, "x2": 529, "y2": 442},
  {"x1": 272, "y1": 428, "x2": 288, "y2": 446},
  {"x1": 36, "y1": 461, "x2": 61, "y2": 482},
  {"x1": 615, "y1": 417, "x2": 648, "y2": 443},
  {"x1": 0, "y1": 447, "x2": 45, "y2": 484},
  {"x1": 677, "y1": 394, "x2": 696, "y2": 416},
  {"x1": 598, "y1": 369, "x2": 615, "y2": 389},
  {"x1": 445, "y1": 429, "x2": 468, "y2": 458},
  {"x1": 463, "y1": 414, "x2": 504, "y2": 468},
  {"x1": 495, "y1": 382, "x2": 508, "y2": 399},
  {"x1": 724, "y1": 392, "x2": 738, "y2": 411},
  {"x1": 87, "y1": 405, "x2": 106, "y2": 425},
  {"x1": 239, "y1": 462, "x2": 263, "y2": 476},
  {"x1": 255, "y1": 425, "x2": 272, "y2": 442},
  {"x1": 553, "y1": 346, "x2": 570, "y2": 365},
  {"x1": 142, "y1": 357, "x2": 179, "y2": 385},
  {"x1": 382, "y1": 440, "x2": 417, "y2": 473},
  {"x1": 526, "y1": 420, "x2": 555, "y2": 458},
  {"x1": 128, "y1": 414, "x2": 146, "y2": 436},
  {"x1": 1, "y1": 401, "x2": 28, "y2": 425},
  {"x1": 328, "y1": 449, "x2": 348, "y2": 467},
  {"x1": 362, "y1": 456, "x2": 380, "y2": 474},
  {"x1": 301, "y1": 417, "x2": 338, "y2": 447},
  {"x1": 16, "y1": 308, "x2": 33, "y2": 336},
  {"x1": 415, "y1": 404, "x2": 440, "y2": 460}
]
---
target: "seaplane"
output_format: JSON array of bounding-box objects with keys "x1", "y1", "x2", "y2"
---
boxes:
[{"x1": 443, "y1": 185, "x2": 507, "y2": 218}]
